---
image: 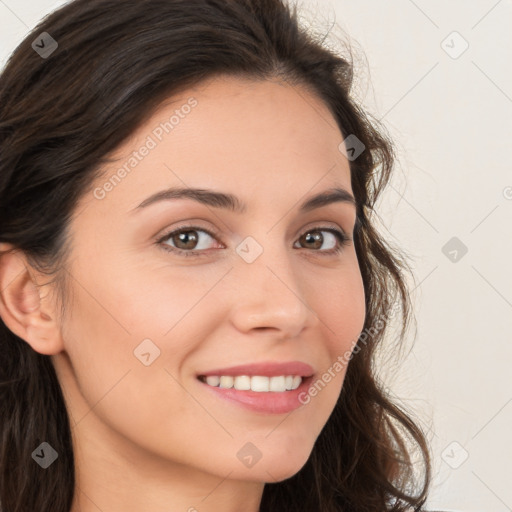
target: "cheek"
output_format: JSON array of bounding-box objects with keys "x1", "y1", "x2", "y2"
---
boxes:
[
  {"x1": 291, "y1": 260, "x2": 365, "y2": 424},
  {"x1": 58, "y1": 279, "x2": 136, "y2": 421},
  {"x1": 59, "y1": 259, "x2": 230, "y2": 423},
  {"x1": 314, "y1": 259, "x2": 367, "y2": 354},
  {"x1": 59, "y1": 265, "x2": 216, "y2": 456},
  {"x1": 108, "y1": 257, "x2": 227, "y2": 335}
]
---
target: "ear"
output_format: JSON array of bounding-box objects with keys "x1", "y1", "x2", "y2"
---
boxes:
[{"x1": 0, "y1": 242, "x2": 64, "y2": 355}]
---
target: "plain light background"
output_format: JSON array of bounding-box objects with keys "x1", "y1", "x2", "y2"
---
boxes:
[{"x1": 1, "y1": 1, "x2": 511, "y2": 511}]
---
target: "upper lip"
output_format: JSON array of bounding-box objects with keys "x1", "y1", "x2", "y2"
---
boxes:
[{"x1": 197, "y1": 361, "x2": 315, "y2": 378}]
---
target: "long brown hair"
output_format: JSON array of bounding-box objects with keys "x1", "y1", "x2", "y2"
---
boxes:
[{"x1": 0, "y1": 0, "x2": 431, "y2": 510}]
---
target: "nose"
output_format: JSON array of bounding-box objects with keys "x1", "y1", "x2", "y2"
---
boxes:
[{"x1": 228, "y1": 248, "x2": 320, "y2": 339}]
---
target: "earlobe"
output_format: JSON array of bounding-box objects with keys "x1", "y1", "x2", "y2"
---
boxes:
[{"x1": 0, "y1": 243, "x2": 64, "y2": 355}]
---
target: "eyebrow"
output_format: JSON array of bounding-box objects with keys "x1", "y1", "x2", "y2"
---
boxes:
[{"x1": 131, "y1": 186, "x2": 357, "y2": 214}]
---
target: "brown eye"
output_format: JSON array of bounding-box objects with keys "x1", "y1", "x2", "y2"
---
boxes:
[
  {"x1": 299, "y1": 231, "x2": 325, "y2": 250},
  {"x1": 157, "y1": 225, "x2": 350, "y2": 258},
  {"x1": 158, "y1": 226, "x2": 220, "y2": 257},
  {"x1": 171, "y1": 230, "x2": 200, "y2": 250},
  {"x1": 294, "y1": 228, "x2": 350, "y2": 256}
]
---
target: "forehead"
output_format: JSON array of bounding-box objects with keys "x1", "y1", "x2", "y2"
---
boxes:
[{"x1": 82, "y1": 76, "x2": 353, "y2": 219}]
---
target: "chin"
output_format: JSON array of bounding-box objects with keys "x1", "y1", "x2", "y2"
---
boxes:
[
  {"x1": 230, "y1": 450, "x2": 312, "y2": 483},
  {"x1": 265, "y1": 463, "x2": 308, "y2": 483}
]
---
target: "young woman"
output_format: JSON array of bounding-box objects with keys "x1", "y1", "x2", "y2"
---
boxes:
[{"x1": 0, "y1": 0, "x2": 432, "y2": 510}]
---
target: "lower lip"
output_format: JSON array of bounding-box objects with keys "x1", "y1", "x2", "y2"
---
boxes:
[{"x1": 197, "y1": 376, "x2": 313, "y2": 414}]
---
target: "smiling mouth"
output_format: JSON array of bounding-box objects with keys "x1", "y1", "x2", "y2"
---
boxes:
[{"x1": 197, "y1": 374, "x2": 303, "y2": 392}]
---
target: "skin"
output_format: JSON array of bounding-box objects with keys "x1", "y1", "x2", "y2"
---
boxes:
[{"x1": 0, "y1": 75, "x2": 366, "y2": 512}]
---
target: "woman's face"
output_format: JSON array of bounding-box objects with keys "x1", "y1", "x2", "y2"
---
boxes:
[{"x1": 52, "y1": 76, "x2": 366, "y2": 484}]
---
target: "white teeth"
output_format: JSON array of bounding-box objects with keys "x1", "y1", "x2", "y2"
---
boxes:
[
  {"x1": 292, "y1": 375, "x2": 301, "y2": 390},
  {"x1": 234, "y1": 375, "x2": 251, "y2": 390},
  {"x1": 269, "y1": 376, "x2": 286, "y2": 392},
  {"x1": 251, "y1": 376, "x2": 269, "y2": 392},
  {"x1": 219, "y1": 376, "x2": 234, "y2": 388},
  {"x1": 201, "y1": 375, "x2": 303, "y2": 392},
  {"x1": 206, "y1": 376, "x2": 220, "y2": 387}
]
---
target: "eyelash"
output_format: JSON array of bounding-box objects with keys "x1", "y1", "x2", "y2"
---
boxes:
[{"x1": 156, "y1": 224, "x2": 352, "y2": 258}]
